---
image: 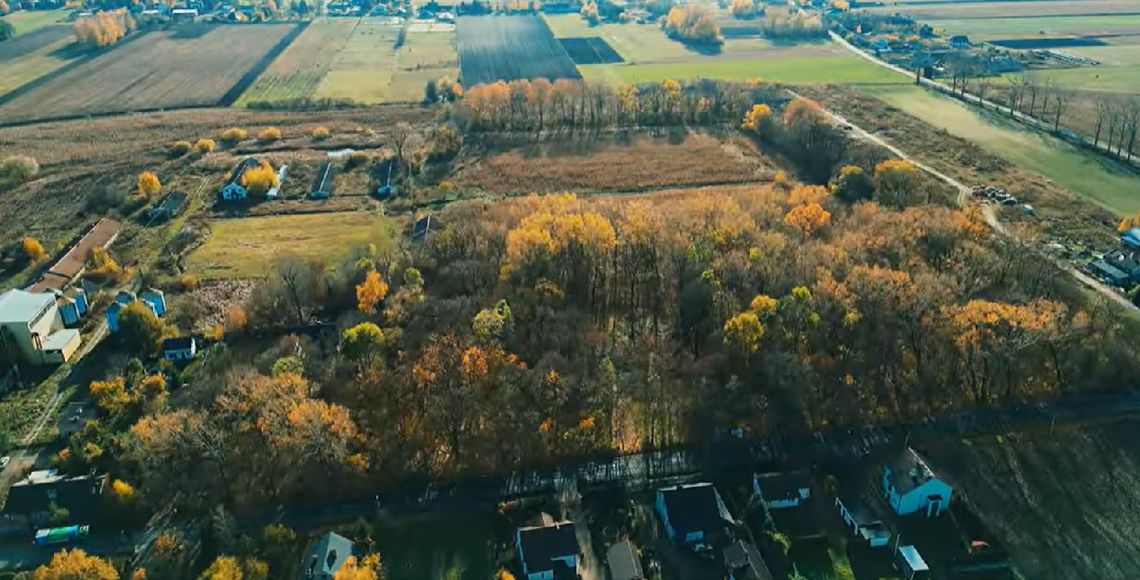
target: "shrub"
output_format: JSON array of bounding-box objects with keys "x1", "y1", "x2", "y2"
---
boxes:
[
  {"x1": 170, "y1": 141, "x2": 193, "y2": 157},
  {"x1": 257, "y1": 127, "x2": 282, "y2": 143},
  {"x1": 220, "y1": 127, "x2": 248, "y2": 143},
  {"x1": 311, "y1": 126, "x2": 331, "y2": 140},
  {"x1": 663, "y1": 6, "x2": 723, "y2": 45},
  {"x1": 240, "y1": 161, "x2": 279, "y2": 196},
  {"x1": 194, "y1": 138, "x2": 216, "y2": 154},
  {"x1": 0, "y1": 155, "x2": 39, "y2": 182},
  {"x1": 178, "y1": 273, "x2": 200, "y2": 291},
  {"x1": 21, "y1": 237, "x2": 46, "y2": 261}
]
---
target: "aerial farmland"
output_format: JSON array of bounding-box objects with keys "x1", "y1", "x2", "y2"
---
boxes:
[
  {"x1": 0, "y1": 23, "x2": 301, "y2": 122},
  {"x1": 456, "y1": 14, "x2": 580, "y2": 84}
]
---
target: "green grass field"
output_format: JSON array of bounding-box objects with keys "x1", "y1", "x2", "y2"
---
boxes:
[
  {"x1": 581, "y1": 54, "x2": 906, "y2": 85},
  {"x1": 186, "y1": 211, "x2": 394, "y2": 279},
  {"x1": 373, "y1": 512, "x2": 496, "y2": 580},
  {"x1": 237, "y1": 19, "x2": 359, "y2": 105},
  {"x1": 931, "y1": 14, "x2": 1140, "y2": 39},
  {"x1": 1, "y1": 9, "x2": 69, "y2": 36},
  {"x1": 861, "y1": 85, "x2": 1140, "y2": 214},
  {"x1": 390, "y1": 29, "x2": 458, "y2": 102},
  {"x1": 544, "y1": 14, "x2": 775, "y2": 62}
]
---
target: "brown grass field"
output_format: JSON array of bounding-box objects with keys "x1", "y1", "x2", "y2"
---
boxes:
[
  {"x1": 451, "y1": 133, "x2": 773, "y2": 194},
  {"x1": 928, "y1": 422, "x2": 1140, "y2": 580},
  {"x1": 236, "y1": 19, "x2": 359, "y2": 105},
  {"x1": 0, "y1": 23, "x2": 298, "y2": 122}
]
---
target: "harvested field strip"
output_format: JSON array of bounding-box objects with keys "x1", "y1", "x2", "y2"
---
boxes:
[
  {"x1": 0, "y1": 26, "x2": 72, "y2": 61},
  {"x1": 580, "y1": 53, "x2": 905, "y2": 86},
  {"x1": 559, "y1": 37, "x2": 624, "y2": 65},
  {"x1": 989, "y1": 37, "x2": 1109, "y2": 49},
  {"x1": 315, "y1": 18, "x2": 400, "y2": 103},
  {"x1": 930, "y1": 14, "x2": 1140, "y2": 38},
  {"x1": 452, "y1": 133, "x2": 773, "y2": 194},
  {"x1": 218, "y1": 22, "x2": 309, "y2": 106},
  {"x1": 860, "y1": 0, "x2": 1140, "y2": 19},
  {"x1": 0, "y1": 24, "x2": 300, "y2": 123},
  {"x1": 186, "y1": 211, "x2": 393, "y2": 279},
  {"x1": 457, "y1": 14, "x2": 580, "y2": 85},
  {"x1": 0, "y1": 36, "x2": 79, "y2": 97},
  {"x1": 237, "y1": 19, "x2": 359, "y2": 105}
]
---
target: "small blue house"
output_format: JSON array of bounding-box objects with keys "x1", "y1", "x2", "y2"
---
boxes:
[
  {"x1": 882, "y1": 448, "x2": 953, "y2": 517},
  {"x1": 141, "y1": 289, "x2": 167, "y2": 317},
  {"x1": 106, "y1": 289, "x2": 166, "y2": 333},
  {"x1": 53, "y1": 288, "x2": 89, "y2": 327},
  {"x1": 1122, "y1": 228, "x2": 1140, "y2": 250},
  {"x1": 655, "y1": 483, "x2": 734, "y2": 552}
]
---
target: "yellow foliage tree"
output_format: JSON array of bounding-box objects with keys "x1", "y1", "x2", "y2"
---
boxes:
[
  {"x1": 112, "y1": 479, "x2": 137, "y2": 503},
  {"x1": 258, "y1": 127, "x2": 282, "y2": 142},
  {"x1": 87, "y1": 247, "x2": 121, "y2": 279},
  {"x1": 312, "y1": 126, "x2": 331, "y2": 140},
  {"x1": 724, "y1": 311, "x2": 765, "y2": 353},
  {"x1": 333, "y1": 554, "x2": 383, "y2": 580},
  {"x1": 240, "y1": 161, "x2": 279, "y2": 196},
  {"x1": 195, "y1": 138, "x2": 217, "y2": 154},
  {"x1": 33, "y1": 549, "x2": 118, "y2": 580},
  {"x1": 138, "y1": 171, "x2": 161, "y2": 197},
  {"x1": 73, "y1": 10, "x2": 132, "y2": 48},
  {"x1": 874, "y1": 158, "x2": 920, "y2": 207},
  {"x1": 356, "y1": 270, "x2": 390, "y2": 314},
  {"x1": 22, "y1": 237, "x2": 46, "y2": 261},
  {"x1": 731, "y1": 0, "x2": 758, "y2": 18},
  {"x1": 220, "y1": 127, "x2": 248, "y2": 143},
  {"x1": 662, "y1": 5, "x2": 722, "y2": 45},
  {"x1": 784, "y1": 203, "x2": 831, "y2": 235},
  {"x1": 90, "y1": 376, "x2": 131, "y2": 414},
  {"x1": 741, "y1": 103, "x2": 772, "y2": 133}
]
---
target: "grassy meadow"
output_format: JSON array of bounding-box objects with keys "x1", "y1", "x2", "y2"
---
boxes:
[
  {"x1": 860, "y1": 85, "x2": 1140, "y2": 214},
  {"x1": 1, "y1": 9, "x2": 70, "y2": 36},
  {"x1": 581, "y1": 54, "x2": 905, "y2": 85},
  {"x1": 186, "y1": 211, "x2": 394, "y2": 279}
]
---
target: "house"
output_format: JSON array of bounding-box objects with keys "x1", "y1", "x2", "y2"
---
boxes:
[
  {"x1": 882, "y1": 447, "x2": 953, "y2": 517},
  {"x1": 171, "y1": 7, "x2": 198, "y2": 19},
  {"x1": 267, "y1": 164, "x2": 289, "y2": 200},
  {"x1": 894, "y1": 545, "x2": 931, "y2": 580},
  {"x1": 27, "y1": 217, "x2": 122, "y2": 293},
  {"x1": 411, "y1": 215, "x2": 443, "y2": 243},
  {"x1": 0, "y1": 469, "x2": 107, "y2": 527},
  {"x1": 148, "y1": 190, "x2": 189, "y2": 221},
  {"x1": 655, "y1": 482, "x2": 734, "y2": 552},
  {"x1": 1102, "y1": 250, "x2": 1140, "y2": 284},
  {"x1": 835, "y1": 495, "x2": 891, "y2": 548},
  {"x1": 163, "y1": 336, "x2": 198, "y2": 362},
  {"x1": 310, "y1": 162, "x2": 335, "y2": 199},
  {"x1": 949, "y1": 35, "x2": 970, "y2": 48},
  {"x1": 219, "y1": 158, "x2": 261, "y2": 201},
  {"x1": 723, "y1": 540, "x2": 774, "y2": 580},
  {"x1": 1088, "y1": 258, "x2": 1130, "y2": 286},
  {"x1": 299, "y1": 531, "x2": 354, "y2": 580},
  {"x1": 516, "y1": 521, "x2": 579, "y2": 580},
  {"x1": 0, "y1": 289, "x2": 82, "y2": 365},
  {"x1": 753, "y1": 471, "x2": 812, "y2": 510},
  {"x1": 105, "y1": 289, "x2": 167, "y2": 333},
  {"x1": 606, "y1": 539, "x2": 644, "y2": 580}
]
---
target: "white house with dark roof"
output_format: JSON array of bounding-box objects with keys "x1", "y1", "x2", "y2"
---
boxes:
[
  {"x1": 882, "y1": 447, "x2": 953, "y2": 517},
  {"x1": 0, "y1": 289, "x2": 81, "y2": 365},
  {"x1": 516, "y1": 521, "x2": 579, "y2": 580}
]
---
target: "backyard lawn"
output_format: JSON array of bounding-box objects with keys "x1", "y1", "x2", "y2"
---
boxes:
[
  {"x1": 372, "y1": 511, "x2": 499, "y2": 580},
  {"x1": 186, "y1": 211, "x2": 394, "y2": 279},
  {"x1": 860, "y1": 84, "x2": 1140, "y2": 215}
]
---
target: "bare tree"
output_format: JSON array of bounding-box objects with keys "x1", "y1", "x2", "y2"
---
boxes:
[
  {"x1": 976, "y1": 76, "x2": 992, "y2": 109},
  {"x1": 1125, "y1": 97, "x2": 1140, "y2": 160},
  {"x1": 1005, "y1": 76, "x2": 1026, "y2": 116},
  {"x1": 391, "y1": 122, "x2": 419, "y2": 168},
  {"x1": 1094, "y1": 94, "x2": 1111, "y2": 146},
  {"x1": 1050, "y1": 87, "x2": 1072, "y2": 132}
]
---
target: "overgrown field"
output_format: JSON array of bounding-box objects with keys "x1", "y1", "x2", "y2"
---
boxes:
[
  {"x1": 929, "y1": 423, "x2": 1140, "y2": 580},
  {"x1": 185, "y1": 211, "x2": 394, "y2": 279},
  {"x1": 0, "y1": 23, "x2": 299, "y2": 122},
  {"x1": 858, "y1": 84, "x2": 1140, "y2": 216},
  {"x1": 457, "y1": 14, "x2": 579, "y2": 85},
  {"x1": 313, "y1": 18, "x2": 401, "y2": 102},
  {"x1": 452, "y1": 133, "x2": 773, "y2": 193},
  {"x1": 236, "y1": 19, "x2": 359, "y2": 105}
]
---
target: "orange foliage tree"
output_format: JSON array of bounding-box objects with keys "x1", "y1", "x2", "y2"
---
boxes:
[
  {"x1": 663, "y1": 5, "x2": 723, "y2": 45},
  {"x1": 33, "y1": 549, "x2": 118, "y2": 580},
  {"x1": 22, "y1": 237, "x2": 46, "y2": 261},
  {"x1": 240, "y1": 161, "x2": 279, "y2": 196},
  {"x1": 356, "y1": 271, "x2": 389, "y2": 314},
  {"x1": 73, "y1": 10, "x2": 133, "y2": 48},
  {"x1": 137, "y1": 171, "x2": 161, "y2": 197},
  {"x1": 784, "y1": 202, "x2": 831, "y2": 235}
]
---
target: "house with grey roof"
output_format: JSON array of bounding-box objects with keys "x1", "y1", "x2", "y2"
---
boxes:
[
  {"x1": 0, "y1": 289, "x2": 81, "y2": 365},
  {"x1": 300, "y1": 532, "x2": 354, "y2": 580}
]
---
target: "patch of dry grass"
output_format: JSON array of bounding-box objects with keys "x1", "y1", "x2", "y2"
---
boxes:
[{"x1": 451, "y1": 132, "x2": 773, "y2": 194}]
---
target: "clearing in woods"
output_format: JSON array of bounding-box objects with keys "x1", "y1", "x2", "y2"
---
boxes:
[
  {"x1": 0, "y1": 23, "x2": 299, "y2": 123},
  {"x1": 859, "y1": 84, "x2": 1140, "y2": 215},
  {"x1": 236, "y1": 19, "x2": 359, "y2": 105},
  {"x1": 452, "y1": 133, "x2": 773, "y2": 194},
  {"x1": 186, "y1": 212, "x2": 394, "y2": 279}
]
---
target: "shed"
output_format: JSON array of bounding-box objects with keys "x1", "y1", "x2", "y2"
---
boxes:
[
  {"x1": 835, "y1": 495, "x2": 891, "y2": 548},
  {"x1": 516, "y1": 521, "x2": 579, "y2": 580},
  {"x1": 163, "y1": 336, "x2": 198, "y2": 362},
  {"x1": 882, "y1": 447, "x2": 953, "y2": 517},
  {"x1": 299, "y1": 532, "x2": 354, "y2": 580},
  {"x1": 148, "y1": 191, "x2": 189, "y2": 221},
  {"x1": 724, "y1": 540, "x2": 774, "y2": 580},
  {"x1": 606, "y1": 539, "x2": 644, "y2": 580},
  {"x1": 895, "y1": 545, "x2": 930, "y2": 580},
  {"x1": 753, "y1": 471, "x2": 812, "y2": 510},
  {"x1": 28, "y1": 217, "x2": 121, "y2": 292},
  {"x1": 411, "y1": 215, "x2": 443, "y2": 243}
]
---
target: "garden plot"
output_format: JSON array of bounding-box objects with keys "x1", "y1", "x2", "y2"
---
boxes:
[{"x1": 457, "y1": 14, "x2": 580, "y2": 85}]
